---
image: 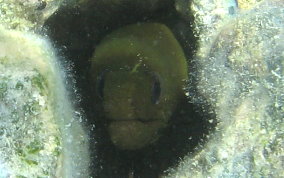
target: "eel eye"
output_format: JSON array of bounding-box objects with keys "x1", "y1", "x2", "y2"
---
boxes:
[
  {"x1": 151, "y1": 76, "x2": 161, "y2": 104},
  {"x1": 97, "y1": 72, "x2": 106, "y2": 99}
]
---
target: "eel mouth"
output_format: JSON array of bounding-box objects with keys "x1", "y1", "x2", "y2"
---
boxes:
[{"x1": 107, "y1": 119, "x2": 167, "y2": 150}]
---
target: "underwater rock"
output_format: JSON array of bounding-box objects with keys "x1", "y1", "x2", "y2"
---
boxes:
[
  {"x1": 189, "y1": 0, "x2": 239, "y2": 59},
  {"x1": 237, "y1": 0, "x2": 264, "y2": 10},
  {"x1": 77, "y1": 0, "x2": 173, "y2": 13},
  {"x1": 91, "y1": 23, "x2": 188, "y2": 150},
  {"x1": 0, "y1": 24, "x2": 89, "y2": 177},
  {"x1": 0, "y1": 0, "x2": 62, "y2": 31},
  {"x1": 0, "y1": 26, "x2": 61, "y2": 177},
  {"x1": 1, "y1": 0, "x2": 283, "y2": 177},
  {"x1": 0, "y1": 0, "x2": 90, "y2": 177},
  {"x1": 166, "y1": 0, "x2": 284, "y2": 177}
]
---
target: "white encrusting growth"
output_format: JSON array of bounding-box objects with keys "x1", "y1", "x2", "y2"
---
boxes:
[
  {"x1": 0, "y1": 26, "x2": 90, "y2": 177},
  {"x1": 167, "y1": 0, "x2": 284, "y2": 177}
]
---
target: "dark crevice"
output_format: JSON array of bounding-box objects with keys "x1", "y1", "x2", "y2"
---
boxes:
[{"x1": 43, "y1": 1, "x2": 216, "y2": 177}]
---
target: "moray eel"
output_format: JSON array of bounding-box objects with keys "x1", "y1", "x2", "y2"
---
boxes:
[{"x1": 91, "y1": 23, "x2": 188, "y2": 150}]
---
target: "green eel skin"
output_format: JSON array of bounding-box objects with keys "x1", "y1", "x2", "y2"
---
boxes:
[{"x1": 91, "y1": 23, "x2": 188, "y2": 150}]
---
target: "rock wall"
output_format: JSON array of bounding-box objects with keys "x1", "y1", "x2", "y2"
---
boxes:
[
  {"x1": 166, "y1": 0, "x2": 284, "y2": 177},
  {"x1": 0, "y1": 1, "x2": 90, "y2": 177},
  {"x1": 0, "y1": 0, "x2": 283, "y2": 177}
]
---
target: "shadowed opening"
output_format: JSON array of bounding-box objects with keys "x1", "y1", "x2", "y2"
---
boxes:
[{"x1": 43, "y1": 1, "x2": 216, "y2": 177}]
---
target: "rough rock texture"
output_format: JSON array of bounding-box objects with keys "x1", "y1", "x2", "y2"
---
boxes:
[
  {"x1": 76, "y1": 0, "x2": 173, "y2": 12},
  {"x1": 237, "y1": 0, "x2": 263, "y2": 9},
  {"x1": 166, "y1": 0, "x2": 284, "y2": 177},
  {"x1": 0, "y1": 0, "x2": 283, "y2": 177},
  {"x1": 0, "y1": 26, "x2": 90, "y2": 178},
  {"x1": 0, "y1": 0, "x2": 62, "y2": 31},
  {"x1": 0, "y1": 26, "x2": 62, "y2": 177},
  {"x1": 0, "y1": 0, "x2": 90, "y2": 177}
]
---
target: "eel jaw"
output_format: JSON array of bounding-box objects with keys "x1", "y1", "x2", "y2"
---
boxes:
[{"x1": 107, "y1": 119, "x2": 167, "y2": 150}]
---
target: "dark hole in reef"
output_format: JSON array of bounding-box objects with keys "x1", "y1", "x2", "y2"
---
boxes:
[{"x1": 43, "y1": 1, "x2": 216, "y2": 177}]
